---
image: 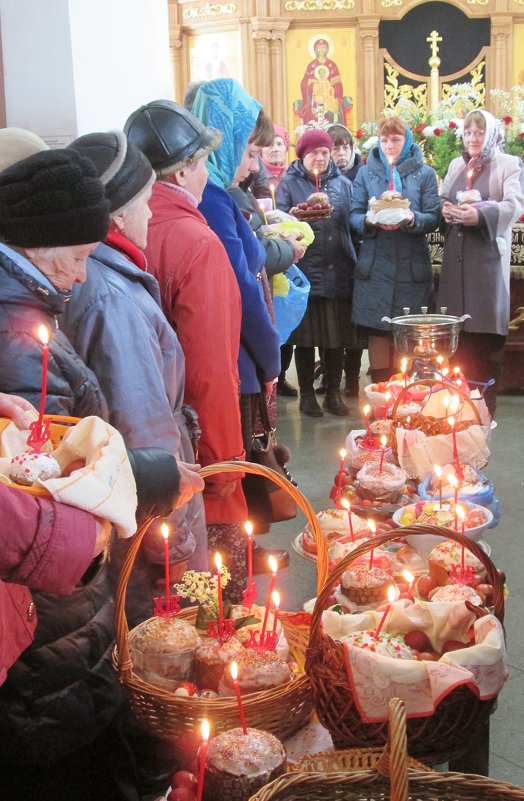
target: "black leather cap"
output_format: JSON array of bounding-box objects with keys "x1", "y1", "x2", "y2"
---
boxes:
[{"x1": 123, "y1": 99, "x2": 220, "y2": 175}]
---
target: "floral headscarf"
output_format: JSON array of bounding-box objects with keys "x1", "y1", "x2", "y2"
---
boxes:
[
  {"x1": 462, "y1": 109, "x2": 499, "y2": 156},
  {"x1": 191, "y1": 79, "x2": 261, "y2": 190}
]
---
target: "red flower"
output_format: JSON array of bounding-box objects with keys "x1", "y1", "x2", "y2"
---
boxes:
[
  {"x1": 519, "y1": 132, "x2": 524, "y2": 140},
  {"x1": 356, "y1": 128, "x2": 363, "y2": 139},
  {"x1": 448, "y1": 121, "x2": 457, "y2": 129},
  {"x1": 502, "y1": 116, "x2": 513, "y2": 125},
  {"x1": 434, "y1": 128, "x2": 443, "y2": 136}
]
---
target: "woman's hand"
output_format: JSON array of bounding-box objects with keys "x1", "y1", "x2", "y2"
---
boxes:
[
  {"x1": 286, "y1": 233, "x2": 306, "y2": 262},
  {"x1": 455, "y1": 203, "x2": 479, "y2": 226},
  {"x1": 442, "y1": 201, "x2": 455, "y2": 224},
  {"x1": 175, "y1": 462, "x2": 205, "y2": 508},
  {"x1": 0, "y1": 393, "x2": 38, "y2": 429}
]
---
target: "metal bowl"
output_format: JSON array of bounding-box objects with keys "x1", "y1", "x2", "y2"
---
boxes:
[{"x1": 381, "y1": 312, "x2": 471, "y2": 359}]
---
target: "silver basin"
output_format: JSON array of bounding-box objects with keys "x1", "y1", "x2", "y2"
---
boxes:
[{"x1": 381, "y1": 312, "x2": 471, "y2": 359}]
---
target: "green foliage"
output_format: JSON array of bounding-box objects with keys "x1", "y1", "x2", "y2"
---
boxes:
[{"x1": 423, "y1": 128, "x2": 464, "y2": 179}]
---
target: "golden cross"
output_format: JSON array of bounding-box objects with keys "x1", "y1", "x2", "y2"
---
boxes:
[{"x1": 426, "y1": 30, "x2": 442, "y2": 60}]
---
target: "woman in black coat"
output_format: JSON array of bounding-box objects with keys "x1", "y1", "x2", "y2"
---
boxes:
[{"x1": 276, "y1": 128, "x2": 356, "y2": 417}]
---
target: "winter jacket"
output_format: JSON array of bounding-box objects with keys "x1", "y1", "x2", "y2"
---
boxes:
[
  {"x1": 61, "y1": 239, "x2": 206, "y2": 569},
  {"x1": 229, "y1": 186, "x2": 295, "y2": 277},
  {"x1": 339, "y1": 151, "x2": 364, "y2": 184},
  {"x1": 0, "y1": 486, "x2": 96, "y2": 685},
  {"x1": 0, "y1": 247, "x2": 106, "y2": 418},
  {"x1": 144, "y1": 182, "x2": 247, "y2": 524},
  {"x1": 438, "y1": 149, "x2": 524, "y2": 335},
  {"x1": 276, "y1": 159, "x2": 356, "y2": 298},
  {"x1": 350, "y1": 144, "x2": 440, "y2": 330},
  {"x1": 199, "y1": 182, "x2": 281, "y2": 393}
]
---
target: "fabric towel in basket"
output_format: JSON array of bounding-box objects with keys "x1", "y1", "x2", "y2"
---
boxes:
[{"x1": 0, "y1": 416, "x2": 137, "y2": 537}]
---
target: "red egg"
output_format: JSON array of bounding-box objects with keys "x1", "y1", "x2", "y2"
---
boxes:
[
  {"x1": 418, "y1": 652, "x2": 439, "y2": 661},
  {"x1": 416, "y1": 575, "x2": 437, "y2": 599},
  {"x1": 405, "y1": 631, "x2": 431, "y2": 652},
  {"x1": 167, "y1": 787, "x2": 196, "y2": 801},
  {"x1": 442, "y1": 640, "x2": 467, "y2": 653}
]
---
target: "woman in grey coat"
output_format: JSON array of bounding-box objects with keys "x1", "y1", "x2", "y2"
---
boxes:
[
  {"x1": 350, "y1": 116, "x2": 440, "y2": 383},
  {"x1": 439, "y1": 108, "x2": 524, "y2": 416}
]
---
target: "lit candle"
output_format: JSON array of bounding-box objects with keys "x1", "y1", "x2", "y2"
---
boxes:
[
  {"x1": 384, "y1": 391, "x2": 391, "y2": 420},
  {"x1": 271, "y1": 590, "x2": 280, "y2": 636},
  {"x1": 467, "y1": 169, "x2": 473, "y2": 190},
  {"x1": 340, "y1": 497, "x2": 354, "y2": 542},
  {"x1": 260, "y1": 555, "x2": 278, "y2": 641},
  {"x1": 442, "y1": 367, "x2": 449, "y2": 379},
  {"x1": 245, "y1": 521, "x2": 254, "y2": 593},
  {"x1": 363, "y1": 404, "x2": 372, "y2": 437},
  {"x1": 37, "y1": 325, "x2": 50, "y2": 434},
  {"x1": 456, "y1": 505, "x2": 466, "y2": 579},
  {"x1": 434, "y1": 464, "x2": 443, "y2": 508},
  {"x1": 215, "y1": 552, "x2": 224, "y2": 639},
  {"x1": 447, "y1": 416, "x2": 459, "y2": 466},
  {"x1": 314, "y1": 168, "x2": 319, "y2": 193},
  {"x1": 388, "y1": 155, "x2": 394, "y2": 192},
  {"x1": 336, "y1": 448, "x2": 346, "y2": 498},
  {"x1": 402, "y1": 569, "x2": 415, "y2": 600},
  {"x1": 374, "y1": 585, "x2": 397, "y2": 639},
  {"x1": 258, "y1": 202, "x2": 269, "y2": 226},
  {"x1": 401, "y1": 357, "x2": 408, "y2": 387},
  {"x1": 196, "y1": 719, "x2": 210, "y2": 801},
  {"x1": 378, "y1": 434, "x2": 387, "y2": 473},
  {"x1": 230, "y1": 661, "x2": 248, "y2": 734},
  {"x1": 269, "y1": 183, "x2": 276, "y2": 210},
  {"x1": 368, "y1": 519, "x2": 377, "y2": 569},
  {"x1": 161, "y1": 523, "x2": 170, "y2": 612}
]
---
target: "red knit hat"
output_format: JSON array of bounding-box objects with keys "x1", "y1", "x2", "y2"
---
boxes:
[{"x1": 295, "y1": 128, "x2": 333, "y2": 160}]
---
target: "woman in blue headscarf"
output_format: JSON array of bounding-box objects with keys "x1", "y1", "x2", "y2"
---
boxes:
[
  {"x1": 191, "y1": 79, "x2": 288, "y2": 571},
  {"x1": 350, "y1": 115, "x2": 440, "y2": 383}
]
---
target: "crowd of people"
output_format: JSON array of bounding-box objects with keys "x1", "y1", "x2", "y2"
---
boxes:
[{"x1": 0, "y1": 79, "x2": 523, "y2": 801}]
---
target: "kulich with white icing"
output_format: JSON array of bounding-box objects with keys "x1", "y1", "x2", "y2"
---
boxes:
[
  {"x1": 206, "y1": 727, "x2": 286, "y2": 778},
  {"x1": 302, "y1": 508, "x2": 366, "y2": 555},
  {"x1": 340, "y1": 565, "x2": 396, "y2": 609},
  {"x1": 217, "y1": 648, "x2": 292, "y2": 696},
  {"x1": 10, "y1": 451, "x2": 61, "y2": 486},
  {"x1": 194, "y1": 635, "x2": 245, "y2": 691},
  {"x1": 131, "y1": 616, "x2": 200, "y2": 654},
  {"x1": 428, "y1": 540, "x2": 486, "y2": 586},
  {"x1": 344, "y1": 630, "x2": 414, "y2": 660},
  {"x1": 431, "y1": 584, "x2": 482, "y2": 604}
]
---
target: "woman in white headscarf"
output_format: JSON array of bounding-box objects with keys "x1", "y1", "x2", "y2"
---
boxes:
[{"x1": 439, "y1": 109, "x2": 524, "y2": 416}]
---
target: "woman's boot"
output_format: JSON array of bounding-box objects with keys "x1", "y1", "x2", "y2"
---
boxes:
[
  {"x1": 295, "y1": 346, "x2": 323, "y2": 417},
  {"x1": 323, "y1": 347, "x2": 349, "y2": 416},
  {"x1": 344, "y1": 348, "x2": 363, "y2": 397}
]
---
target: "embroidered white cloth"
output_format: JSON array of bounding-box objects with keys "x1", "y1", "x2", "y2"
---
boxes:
[
  {"x1": 322, "y1": 601, "x2": 507, "y2": 722},
  {"x1": 0, "y1": 416, "x2": 137, "y2": 538},
  {"x1": 395, "y1": 425, "x2": 490, "y2": 480}
]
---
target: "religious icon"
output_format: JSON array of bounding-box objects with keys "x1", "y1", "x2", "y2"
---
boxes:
[{"x1": 294, "y1": 35, "x2": 352, "y2": 126}]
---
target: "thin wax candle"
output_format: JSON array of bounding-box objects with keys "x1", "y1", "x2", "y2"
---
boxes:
[
  {"x1": 269, "y1": 183, "x2": 276, "y2": 210},
  {"x1": 161, "y1": 523, "x2": 170, "y2": 612},
  {"x1": 340, "y1": 498, "x2": 354, "y2": 542},
  {"x1": 336, "y1": 448, "x2": 346, "y2": 498},
  {"x1": 368, "y1": 519, "x2": 377, "y2": 568},
  {"x1": 388, "y1": 156, "x2": 394, "y2": 191},
  {"x1": 196, "y1": 719, "x2": 210, "y2": 801},
  {"x1": 37, "y1": 325, "x2": 50, "y2": 441},
  {"x1": 215, "y1": 552, "x2": 224, "y2": 638},
  {"x1": 260, "y1": 555, "x2": 278, "y2": 642},
  {"x1": 374, "y1": 585, "x2": 397, "y2": 639},
  {"x1": 314, "y1": 168, "x2": 319, "y2": 193},
  {"x1": 230, "y1": 661, "x2": 248, "y2": 734}
]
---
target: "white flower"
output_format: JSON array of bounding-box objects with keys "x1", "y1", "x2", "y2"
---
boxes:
[
  {"x1": 362, "y1": 135, "x2": 378, "y2": 152},
  {"x1": 422, "y1": 126, "x2": 436, "y2": 138}
]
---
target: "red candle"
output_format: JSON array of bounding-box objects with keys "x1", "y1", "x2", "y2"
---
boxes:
[
  {"x1": 402, "y1": 569, "x2": 415, "y2": 600},
  {"x1": 374, "y1": 585, "x2": 397, "y2": 639},
  {"x1": 215, "y1": 552, "x2": 224, "y2": 638},
  {"x1": 260, "y1": 555, "x2": 278, "y2": 641},
  {"x1": 269, "y1": 183, "x2": 276, "y2": 210},
  {"x1": 336, "y1": 448, "x2": 346, "y2": 497},
  {"x1": 314, "y1": 168, "x2": 319, "y2": 193},
  {"x1": 230, "y1": 662, "x2": 248, "y2": 734},
  {"x1": 245, "y1": 521, "x2": 254, "y2": 593},
  {"x1": 37, "y1": 325, "x2": 50, "y2": 431},
  {"x1": 363, "y1": 404, "x2": 372, "y2": 437},
  {"x1": 388, "y1": 156, "x2": 394, "y2": 192},
  {"x1": 448, "y1": 416, "x2": 459, "y2": 466},
  {"x1": 161, "y1": 523, "x2": 170, "y2": 611},
  {"x1": 271, "y1": 590, "x2": 280, "y2": 636},
  {"x1": 434, "y1": 464, "x2": 443, "y2": 508},
  {"x1": 196, "y1": 719, "x2": 210, "y2": 801},
  {"x1": 467, "y1": 169, "x2": 473, "y2": 190},
  {"x1": 368, "y1": 519, "x2": 376, "y2": 569},
  {"x1": 401, "y1": 357, "x2": 408, "y2": 388},
  {"x1": 340, "y1": 498, "x2": 354, "y2": 542},
  {"x1": 378, "y1": 434, "x2": 387, "y2": 473},
  {"x1": 448, "y1": 473, "x2": 458, "y2": 527}
]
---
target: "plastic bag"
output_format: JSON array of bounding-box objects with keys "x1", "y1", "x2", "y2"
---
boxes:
[
  {"x1": 272, "y1": 264, "x2": 311, "y2": 346},
  {"x1": 418, "y1": 467, "x2": 500, "y2": 527}
]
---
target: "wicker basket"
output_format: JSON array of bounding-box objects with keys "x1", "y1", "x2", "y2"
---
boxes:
[
  {"x1": 305, "y1": 524, "x2": 505, "y2": 765},
  {"x1": 0, "y1": 414, "x2": 80, "y2": 497},
  {"x1": 113, "y1": 460, "x2": 327, "y2": 744},
  {"x1": 248, "y1": 698, "x2": 524, "y2": 801}
]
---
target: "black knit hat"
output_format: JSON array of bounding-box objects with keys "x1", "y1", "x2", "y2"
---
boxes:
[
  {"x1": 124, "y1": 99, "x2": 221, "y2": 176},
  {"x1": 68, "y1": 130, "x2": 155, "y2": 214},
  {"x1": 0, "y1": 148, "x2": 110, "y2": 248}
]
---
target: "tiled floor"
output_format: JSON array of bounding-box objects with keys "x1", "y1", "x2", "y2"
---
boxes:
[{"x1": 257, "y1": 365, "x2": 524, "y2": 785}]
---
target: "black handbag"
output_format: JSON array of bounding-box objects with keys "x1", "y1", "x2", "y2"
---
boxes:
[{"x1": 242, "y1": 392, "x2": 298, "y2": 534}]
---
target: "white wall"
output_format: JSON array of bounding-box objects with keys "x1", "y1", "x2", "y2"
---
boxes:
[{"x1": 0, "y1": 0, "x2": 173, "y2": 140}]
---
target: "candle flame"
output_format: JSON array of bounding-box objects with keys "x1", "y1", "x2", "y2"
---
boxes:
[
  {"x1": 402, "y1": 569, "x2": 415, "y2": 584},
  {"x1": 447, "y1": 415, "x2": 455, "y2": 428},
  {"x1": 268, "y1": 555, "x2": 278, "y2": 574},
  {"x1": 436, "y1": 355, "x2": 443, "y2": 366},
  {"x1": 269, "y1": 183, "x2": 275, "y2": 192},
  {"x1": 467, "y1": 169, "x2": 473, "y2": 179},
  {"x1": 244, "y1": 521, "x2": 253, "y2": 538},
  {"x1": 339, "y1": 448, "x2": 346, "y2": 459},
  {"x1": 442, "y1": 367, "x2": 449, "y2": 377},
  {"x1": 201, "y1": 719, "x2": 210, "y2": 741},
  {"x1": 401, "y1": 357, "x2": 407, "y2": 372},
  {"x1": 453, "y1": 366, "x2": 460, "y2": 375},
  {"x1": 214, "y1": 552, "x2": 222, "y2": 570},
  {"x1": 340, "y1": 497, "x2": 350, "y2": 511},
  {"x1": 387, "y1": 585, "x2": 397, "y2": 603},
  {"x1": 313, "y1": 168, "x2": 318, "y2": 175},
  {"x1": 363, "y1": 404, "x2": 370, "y2": 416},
  {"x1": 406, "y1": 416, "x2": 411, "y2": 424},
  {"x1": 230, "y1": 661, "x2": 238, "y2": 681},
  {"x1": 380, "y1": 434, "x2": 387, "y2": 448},
  {"x1": 443, "y1": 396, "x2": 449, "y2": 409},
  {"x1": 272, "y1": 590, "x2": 280, "y2": 608},
  {"x1": 447, "y1": 473, "x2": 458, "y2": 488},
  {"x1": 388, "y1": 155, "x2": 394, "y2": 165},
  {"x1": 38, "y1": 324, "x2": 49, "y2": 345},
  {"x1": 434, "y1": 464, "x2": 442, "y2": 478},
  {"x1": 456, "y1": 504, "x2": 466, "y2": 521},
  {"x1": 450, "y1": 395, "x2": 460, "y2": 413},
  {"x1": 161, "y1": 523, "x2": 169, "y2": 541},
  {"x1": 368, "y1": 519, "x2": 376, "y2": 535}
]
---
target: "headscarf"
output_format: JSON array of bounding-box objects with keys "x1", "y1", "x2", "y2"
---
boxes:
[
  {"x1": 191, "y1": 79, "x2": 261, "y2": 190},
  {"x1": 273, "y1": 125, "x2": 290, "y2": 150},
  {"x1": 462, "y1": 109, "x2": 499, "y2": 156},
  {"x1": 378, "y1": 125, "x2": 413, "y2": 193}
]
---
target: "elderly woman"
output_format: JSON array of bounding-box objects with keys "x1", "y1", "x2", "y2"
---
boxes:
[
  {"x1": 439, "y1": 109, "x2": 524, "y2": 416},
  {"x1": 276, "y1": 127, "x2": 356, "y2": 417},
  {"x1": 350, "y1": 115, "x2": 440, "y2": 384}
]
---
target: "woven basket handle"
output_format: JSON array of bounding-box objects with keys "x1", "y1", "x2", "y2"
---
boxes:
[
  {"x1": 308, "y1": 523, "x2": 504, "y2": 661},
  {"x1": 390, "y1": 379, "x2": 481, "y2": 424},
  {"x1": 374, "y1": 698, "x2": 409, "y2": 801}
]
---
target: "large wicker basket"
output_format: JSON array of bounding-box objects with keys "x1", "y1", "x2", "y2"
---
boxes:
[
  {"x1": 113, "y1": 460, "x2": 328, "y2": 745},
  {"x1": 248, "y1": 698, "x2": 524, "y2": 801},
  {"x1": 0, "y1": 414, "x2": 80, "y2": 497},
  {"x1": 305, "y1": 524, "x2": 505, "y2": 765}
]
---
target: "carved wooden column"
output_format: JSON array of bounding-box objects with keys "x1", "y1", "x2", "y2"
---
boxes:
[
  {"x1": 251, "y1": 22, "x2": 272, "y2": 113},
  {"x1": 491, "y1": 16, "x2": 513, "y2": 95},
  {"x1": 269, "y1": 22, "x2": 290, "y2": 124},
  {"x1": 358, "y1": 17, "x2": 381, "y2": 123}
]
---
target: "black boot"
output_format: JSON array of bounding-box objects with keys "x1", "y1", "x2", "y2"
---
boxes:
[
  {"x1": 344, "y1": 348, "x2": 363, "y2": 397},
  {"x1": 296, "y1": 347, "x2": 324, "y2": 417},
  {"x1": 323, "y1": 347, "x2": 349, "y2": 416}
]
